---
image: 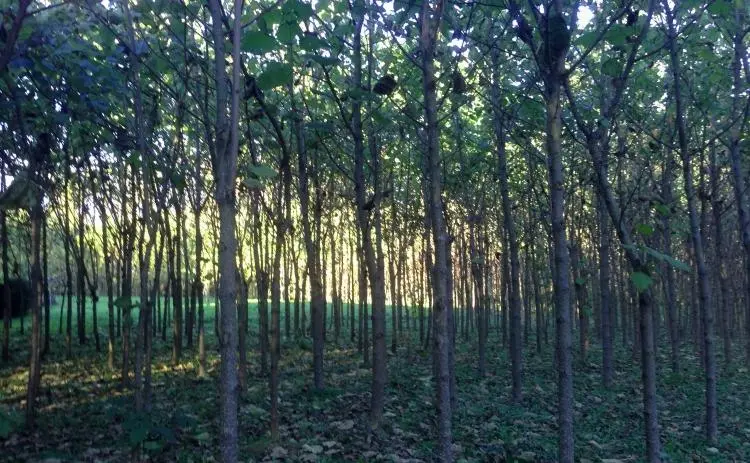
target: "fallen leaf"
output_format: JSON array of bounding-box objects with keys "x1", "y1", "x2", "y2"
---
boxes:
[
  {"x1": 270, "y1": 446, "x2": 288, "y2": 459},
  {"x1": 303, "y1": 443, "x2": 323, "y2": 454},
  {"x1": 334, "y1": 419, "x2": 355, "y2": 430}
]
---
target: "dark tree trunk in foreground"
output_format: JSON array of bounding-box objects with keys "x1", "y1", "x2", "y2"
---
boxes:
[
  {"x1": 25, "y1": 134, "x2": 50, "y2": 427},
  {"x1": 208, "y1": 0, "x2": 242, "y2": 459},
  {"x1": 420, "y1": 1, "x2": 452, "y2": 459}
]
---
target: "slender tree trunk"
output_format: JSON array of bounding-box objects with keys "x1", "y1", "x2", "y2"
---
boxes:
[
  {"x1": 0, "y1": 161, "x2": 9, "y2": 362},
  {"x1": 532, "y1": 244, "x2": 543, "y2": 354},
  {"x1": 284, "y1": 241, "x2": 291, "y2": 340},
  {"x1": 238, "y1": 278, "x2": 248, "y2": 387},
  {"x1": 25, "y1": 190, "x2": 43, "y2": 426},
  {"x1": 661, "y1": 151, "x2": 679, "y2": 372},
  {"x1": 597, "y1": 191, "x2": 613, "y2": 384},
  {"x1": 469, "y1": 222, "x2": 487, "y2": 377},
  {"x1": 195, "y1": 204, "x2": 206, "y2": 377},
  {"x1": 292, "y1": 66, "x2": 325, "y2": 391},
  {"x1": 76, "y1": 176, "x2": 86, "y2": 346},
  {"x1": 25, "y1": 133, "x2": 49, "y2": 426},
  {"x1": 42, "y1": 216, "x2": 50, "y2": 357},
  {"x1": 292, "y1": 242, "x2": 301, "y2": 338},
  {"x1": 727, "y1": 3, "x2": 750, "y2": 366},
  {"x1": 535, "y1": 6, "x2": 575, "y2": 457},
  {"x1": 571, "y1": 238, "x2": 589, "y2": 363},
  {"x1": 709, "y1": 145, "x2": 731, "y2": 366},
  {"x1": 420, "y1": 1, "x2": 452, "y2": 459},
  {"x1": 490, "y1": 55, "x2": 523, "y2": 400},
  {"x1": 172, "y1": 204, "x2": 184, "y2": 364},
  {"x1": 101, "y1": 204, "x2": 116, "y2": 369},
  {"x1": 182, "y1": 205, "x2": 193, "y2": 350},
  {"x1": 257, "y1": 271, "x2": 268, "y2": 375},
  {"x1": 64, "y1": 162, "x2": 73, "y2": 358},
  {"x1": 664, "y1": 2, "x2": 717, "y2": 442},
  {"x1": 208, "y1": 0, "x2": 242, "y2": 458}
]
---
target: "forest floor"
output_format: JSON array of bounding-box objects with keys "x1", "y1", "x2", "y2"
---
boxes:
[{"x1": 1, "y1": 299, "x2": 749, "y2": 462}]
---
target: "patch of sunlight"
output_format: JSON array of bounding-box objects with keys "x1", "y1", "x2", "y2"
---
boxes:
[{"x1": 156, "y1": 360, "x2": 197, "y2": 373}]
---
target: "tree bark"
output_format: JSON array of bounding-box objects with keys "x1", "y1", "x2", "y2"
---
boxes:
[
  {"x1": 663, "y1": 1, "x2": 717, "y2": 442},
  {"x1": 727, "y1": 1, "x2": 750, "y2": 366},
  {"x1": 2, "y1": 160, "x2": 10, "y2": 362},
  {"x1": 25, "y1": 135, "x2": 48, "y2": 426},
  {"x1": 420, "y1": 1, "x2": 452, "y2": 459},
  {"x1": 490, "y1": 52, "x2": 523, "y2": 399},
  {"x1": 208, "y1": 0, "x2": 243, "y2": 458}
]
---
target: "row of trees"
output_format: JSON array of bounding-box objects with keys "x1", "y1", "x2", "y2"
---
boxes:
[{"x1": 1, "y1": 0, "x2": 749, "y2": 461}]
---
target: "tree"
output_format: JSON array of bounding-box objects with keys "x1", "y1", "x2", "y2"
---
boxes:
[{"x1": 207, "y1": 0, "x2": 243, "y2": 459}]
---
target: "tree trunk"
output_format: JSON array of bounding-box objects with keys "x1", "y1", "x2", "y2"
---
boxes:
[
  {"x1": 727, "y1": 2, "x2": 750, "y2": 366},
  {"x1": 76, "y1": 176, "x2": 86, "y2": 346},
  {"x1": 257, "y1": 270, "x2": 268, "y2": 376},
  {"x1": 25, "y1": 191, "x2": 43, "y2": 426},
  {"x1": 709, "y1": 145, "x2": 731, "y2": 366},
  {"x1": 664, "y1": 1, "x2": 717, "y2": 442},
  {"x1": 490, "y1": 53, "x2": 523, "y2": 400},
  {"x1": 597, "y1": 194, "x2": 613, "y2": 385},
  {"x1": 1, "y1": 161, "x2": 9, "y2": 363},
  {"x1": 172, "y1": 203, "x2": 184, "y2": 364},
  {"x1": 42, "y1": 216, "x2": 50, "y2": 357},
  {"x1": 420, "y1": 1, "x2": 452, "y2": 459},
  {"x1": 195, "y1": 203, "x2": 206, "y2": 377},
  {"x1": 292, "y1": 68, "x2": 325, "y2": 391},
  {"x1": 208, "y1": 0, "x2": 242, "y2": 458}
]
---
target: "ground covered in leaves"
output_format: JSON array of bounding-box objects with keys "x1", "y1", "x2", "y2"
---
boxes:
[{"x1": 1, "y1": 301, "x2": 750, "y2": 462}]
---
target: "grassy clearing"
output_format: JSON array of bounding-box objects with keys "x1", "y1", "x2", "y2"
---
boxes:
[{"x1": 1, "y1": 298, "x2": 749, "y2": 461}]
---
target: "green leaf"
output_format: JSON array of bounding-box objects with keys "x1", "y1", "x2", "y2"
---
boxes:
[
  {"x1": 250, "y1": 164, "x2": 278, "y2": 179},
  {"x1": 18, "y1": 25, "x2": 33, "y2": 43},
  {"x1": 575, "y1": 30, "x2": 599, "y2": 49},
  {"x1": 306, "y1": 54, "x2": 339, "y2": 67},
  {"x1": 243, "y1": 178, "x2": 263, "y2": 189},
  {"x1": 242, "y1": 30, "x2": 278, "y2": 54},
  {"x1": 707, "y1": 0, "x2": 732, "y2": 17},
  {"x1": 575, "y1": 277, "x2": 586, "y2": 286},
  {"x1": 654, "y1": 203, "x2": 670, "y2": 216},
  {"x1": 622, "y1": 244, "x2": 691, "y2": 272},
  {"x1": 604, "y1": 24, "x2": 632, "y2": 47},
  {"x1": 194, "y1": 431, "x2": 211, "y2": 442},
  {"x1": 602, "y1": 58, "x2": 623, "y2": 77},
  {"x1": 277, "y1": 22, "x2": 301, "y2": 44},
  {"x1": 0, "y1": 172, "x2": 36, "y2": 211},
  {"x1": 630, "y1": 271, "x2": 653, "y2": 292},
  {"x1": 333, "y1": 23, "x2": 355, "y2": 39},
  {"x1": 143, "y1": 440, "x2": 163, "y2": 451},
  {"x1": 128, "y1": 425, "x2": 149, "y2": 446},
  {"x1": 289, "y1": 0, "x2": 314, "y2": 20},
  {"x1": 642, "y1": 247, "x2": 690, "y2": 272},
  {"x1": 299, "y1": 33, "x2": 328, "y2": 51},
  {"x1": 256, "y1": 62, "x2": 293, "y2": 89},
  {"x1": 261, "y1": 9, "x2": 284, "y2": 25},
  {"x1": 635, "y1": 223, "x2": 654, "y2": 237},
  {"x1": 0, "y1": 409, "x2": 22, "y2": 439},
  {"x1": 245, "y1": 404, "x2": 267, "y2": 417}
]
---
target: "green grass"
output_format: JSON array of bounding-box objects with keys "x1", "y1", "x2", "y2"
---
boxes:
[{"x1": 1, "y1": 297, "x2": 749, "y2": 462}]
